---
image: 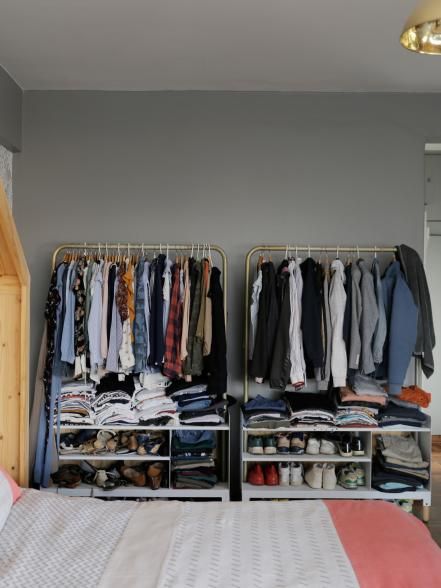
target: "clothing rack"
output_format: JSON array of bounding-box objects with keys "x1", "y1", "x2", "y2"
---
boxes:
[
  {"x1": 52, "y1": 243, "x2": 228, "y2": 325},
  {"x1": 243, "y1": 245, "x2": 398, "y2": 401},
  {"x1": 45, "y1": 241, "x2": 230, "y2": 500}
]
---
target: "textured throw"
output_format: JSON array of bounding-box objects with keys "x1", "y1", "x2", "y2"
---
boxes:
[
  {"x1": 157, "y1": 501, "x2": 359, "y2": 588},
  {"x1": 0, "y1": 490, "x2": 136, "y2": 588}
]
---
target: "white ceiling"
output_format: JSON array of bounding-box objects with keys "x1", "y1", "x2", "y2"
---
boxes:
[{"x1": 0, "y1": 0, "x2": 440, "y2": 91}]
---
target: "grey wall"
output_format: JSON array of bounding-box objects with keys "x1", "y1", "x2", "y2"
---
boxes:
[
  {"x1": 0, "y1": 65, "x2": 22, "y2": 152},
  {"x1": 13, "y1": 91, "x2": 441, "y2": 400}
]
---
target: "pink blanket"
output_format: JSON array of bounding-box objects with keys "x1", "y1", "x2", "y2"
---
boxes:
[{"x1": 327, "y1": 500, "x2": 441, "y2": 587}]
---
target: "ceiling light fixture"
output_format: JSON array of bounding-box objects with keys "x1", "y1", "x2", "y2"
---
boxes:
[{"x1": 401, "y1": 0, "x2": 441, "y2": 54}]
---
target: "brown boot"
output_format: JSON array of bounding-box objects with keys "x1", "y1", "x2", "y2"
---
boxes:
[
  {"x1": 147, "y1": 463, "x2": 164, "y2": 490},
  {"x1": 120, "y1": 465, "x2": 146, "y2": 487}
]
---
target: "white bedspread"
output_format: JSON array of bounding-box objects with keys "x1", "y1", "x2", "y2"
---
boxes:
[{"x1": 0, "y1": 491, "x2": 359, "y2": 588}]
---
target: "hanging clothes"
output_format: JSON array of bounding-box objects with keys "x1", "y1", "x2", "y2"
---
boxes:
[
  {"x1": 329, "y1": 259, "x2": 347, "y2": 387},
  {"x1": 300, "y1": 258, "x2": 324, "y2": 379},
  {"x1": 250, "y1": 261, "x2": 279, "y2": 382},
  {"x1": 358, "y1": 259, "x2": 379, "y2": 375}
]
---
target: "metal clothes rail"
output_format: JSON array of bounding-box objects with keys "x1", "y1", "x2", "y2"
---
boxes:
[
  {"x1": 52, "y1": 242, "x2": 228, "y2": 325},
  {"x1": 243, "y1": 245, "x2": 398, "y2": 401}
]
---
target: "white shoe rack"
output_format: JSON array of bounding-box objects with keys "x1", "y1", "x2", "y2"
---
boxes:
[
  {"x1": 241, "y1": 416, "x2": 432, "y2": 511},
  {"x1": 43, "y1": 423, "x2": 230, "y2": 501}
]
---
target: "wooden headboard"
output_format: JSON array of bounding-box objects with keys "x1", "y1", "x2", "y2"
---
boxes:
[{"x1": 0, "y1": 182, "x2": 29, "y2": 485}]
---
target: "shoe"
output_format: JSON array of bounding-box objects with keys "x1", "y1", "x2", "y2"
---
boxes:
[
  {"x1": 305, "y1": 463, "x2": 324, "y2": 489},
  {"x1": 290, "y1": 463, "x2": 304, "y2": 486},
  {"x1": 120, "y1": 465, "x2": 147, "y2": 487},
  {"x1": 145, "y1": 434, "x2": 165, "y2": 455},
  {"x1": 128, "y1": 433, "x2": 139, "y2": 452},
  {"x1": 339, "y1": 435, "x2": 353, "y2": 458},
  {"x1": 396, "y1": 499, "x2": 414, "y2": 513},
  {"x1": 322, "y1": 464, "x2": 337, "y2": 490},
  {"x1": 94, "y1": 430, "x2": 116, "y2": 451},
  {"x1": 338, "y1": 466, "x2": 358, "y2": 489},
  {"x1": 348, "y1": 463, "x2": 365, "y2": 486},
  {"x1": 147, "y1": 462, "x2": 164, "y2": 490},
  {"x1": 320, "y1": 438, "x2": 338, "y2": 455},
  {"x1": 248, "y1": 436, "x2": 264, "y2": 455},
  {"x1": 136, "y1": 433, "x2": 150, "y2": 456},
  {"x1": 351, "y1": 437, "x2": 365, "y2": 456},
  {"x1": 278, "y1": 463, "x2": 290, "y2": 486},
  {"x1": 247, "y1": 464, "x2": 265, "y2": 486},
  {"x1": 264, "y1": 464, "x2": 279, "y2": 486},
  {"x1": 290, "y1": 433, "x2": 305, "y2": 455},
  {"x1": 263, "y1": 436, "x2": 277, "y2": 455},
  {"x1": 306, "y1": 436, "x2": 320, "y2": 455},
  {"x1": 277, "y1": 434, "x2": 290, "y2": 454}
]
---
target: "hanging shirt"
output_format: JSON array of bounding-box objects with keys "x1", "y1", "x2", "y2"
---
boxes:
[
  {"x1": 329, "y1": 259, "x2": 347, "y2": 387},
  {"x1": 319, "y1": 263, "x2": 332, "y2": 391},
  {"x1": 349, "y1": 262, "x2": 362, "y2": 370},
  {"x1": 88, "y1": 263, "x2": 104, "y2": 382},
  {"x1": 358, "y1": 259, "x2": 379, "y2": 375},
  {"x1": 289, "y1": 259, "x2": 306, "y2": 388},
  {"x1": 180, "y1": 258, "x2": 191, "y2": 362},
  {"x1": 100, "y1": 261, "x2": 111, "y2": 360},
  {"x1": 107, "y1": 276, "x2": 122, "y2": 373},
  {"x1": 60, "y1": 261, "x2": 76, "y2": 365},
  {"x1": 162, "y1": 257, "x2": 173, "y2": 339},
  {"x1": 372, "y1": 258, "x2": 387, "y2": 365},
  {"x1": 249, "y1": 269, "x2": 263, "y2": 360}
]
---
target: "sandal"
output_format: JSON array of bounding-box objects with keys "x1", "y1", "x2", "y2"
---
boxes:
[
  {"x1": 147, "y1": 463, "x2": 164, "y2": 490},
  {"x1": 94, "y1": 430, "x2": 116, "y2": 451}
]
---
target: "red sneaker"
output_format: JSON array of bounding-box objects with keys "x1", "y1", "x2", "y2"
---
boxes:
[
  {"x1": 264, "y1": 463, "x2": 279, "y2": 486},
  {"x1": 247, "y1": 464, "x2": 265, "y2": 485}
]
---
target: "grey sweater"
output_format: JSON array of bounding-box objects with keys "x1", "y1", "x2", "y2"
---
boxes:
[{"x1": 358, "y1": 260, "x2": 379, "y2": 375}]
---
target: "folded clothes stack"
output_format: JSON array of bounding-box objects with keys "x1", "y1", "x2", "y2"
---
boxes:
[
  {"x1": 242, "y1": 395, "x2": 290, "y2": 428},
  {"x1": 285, "y1": 392, "x2": 336, "y2": 427},
  {"x1": 378, "y1": 403, "x2": 428, "y2": 428},
  {"x1": 133, "y1": 389, "x2": 178, "y2": 426},
  {"x1": 167, "y1": 378, "x2": 227, "y2": 425},
  {"x1": 172, "y1": 430, "x2": 218, "y2": 489},
  {"x1": 55, "y1": 381, "x2": 96, "y2": 425},
  {"x1": 372, "y1": 434, "x2": 429, "y2": 492},
  {"x1": 335, "y1": 388, "x2": 384, "y2": 428}
]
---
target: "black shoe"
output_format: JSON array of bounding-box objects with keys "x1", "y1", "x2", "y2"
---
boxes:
[
  {"x1": 339, "y1": 434, "x2": 353, "y2": 457},
  {"x1": 351, "y1": 437, "x2": 365, "y2": 456}
]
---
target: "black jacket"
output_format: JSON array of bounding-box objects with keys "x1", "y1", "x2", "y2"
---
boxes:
[
  {"x1": 300, "y1": 258, "x2": 324, "y2": 375},
  {"x1": 250, "y1": 261, "x2": 279, "y2": 380},
  {"x1": 270, "y1": 263, "x2": 291, "y2": 389}
]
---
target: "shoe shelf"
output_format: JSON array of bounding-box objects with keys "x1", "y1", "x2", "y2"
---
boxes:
[
  {"x1": 48, "y1": 420, "x2": 230, "y2": 501},
  {"x1": 58, "y1": 454, "x2": 170, "y2": 461},
  {"x1": 241, "y1": 416, "x2": 432, "y2": 507},
  {"x1": 243, "y1": 453, "x2": 371, "y2": 463},
  {"x1": 42, "y1": 481, "x2": 230, "y2": 500}
]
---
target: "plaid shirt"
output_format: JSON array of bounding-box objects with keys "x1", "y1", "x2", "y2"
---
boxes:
[{"x1": 163, "y1": 263, "x2": 183, "y2": 378}]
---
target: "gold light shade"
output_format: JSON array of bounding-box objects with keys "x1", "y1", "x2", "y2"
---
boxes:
[{"x1": 401, "y1": 0, "x2": 441, "y2": 54}]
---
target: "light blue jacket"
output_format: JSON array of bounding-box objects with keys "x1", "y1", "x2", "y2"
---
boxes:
[{"x1": 382, "y1": 261, "x2": 418, "y2": 394}]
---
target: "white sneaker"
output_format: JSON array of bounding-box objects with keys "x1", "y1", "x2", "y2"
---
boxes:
[
  {"x1": 322, "y1": 464, "x2": 337, "y2": 490},
  {"x1": 320, "y1": 438, "x2": 338, "y2": 455},
  {"x1": 278, "y1": 463, "x2": 290, "y2": 487},
  {"x1": 290, "y1": 463, "x2": 304, "y2": 486},
  {"x1": 304, "y1": 463, "x2": 324, "y2": 489},
  {"x1": 306, "y1": 436, "x2": 320, "y2": 455}
]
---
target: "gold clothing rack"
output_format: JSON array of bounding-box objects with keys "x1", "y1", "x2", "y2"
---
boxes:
[
  {"x1": 52, "y1": 243, "x2": 228, "y2": 325},
  {"x1": 243, "y1": 244, "x2": 398, "y2": 401}
]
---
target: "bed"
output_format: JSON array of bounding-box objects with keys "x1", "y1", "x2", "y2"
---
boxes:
[{"x1": 1, "y1": 490, "x2": 440, "y2": 588}]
